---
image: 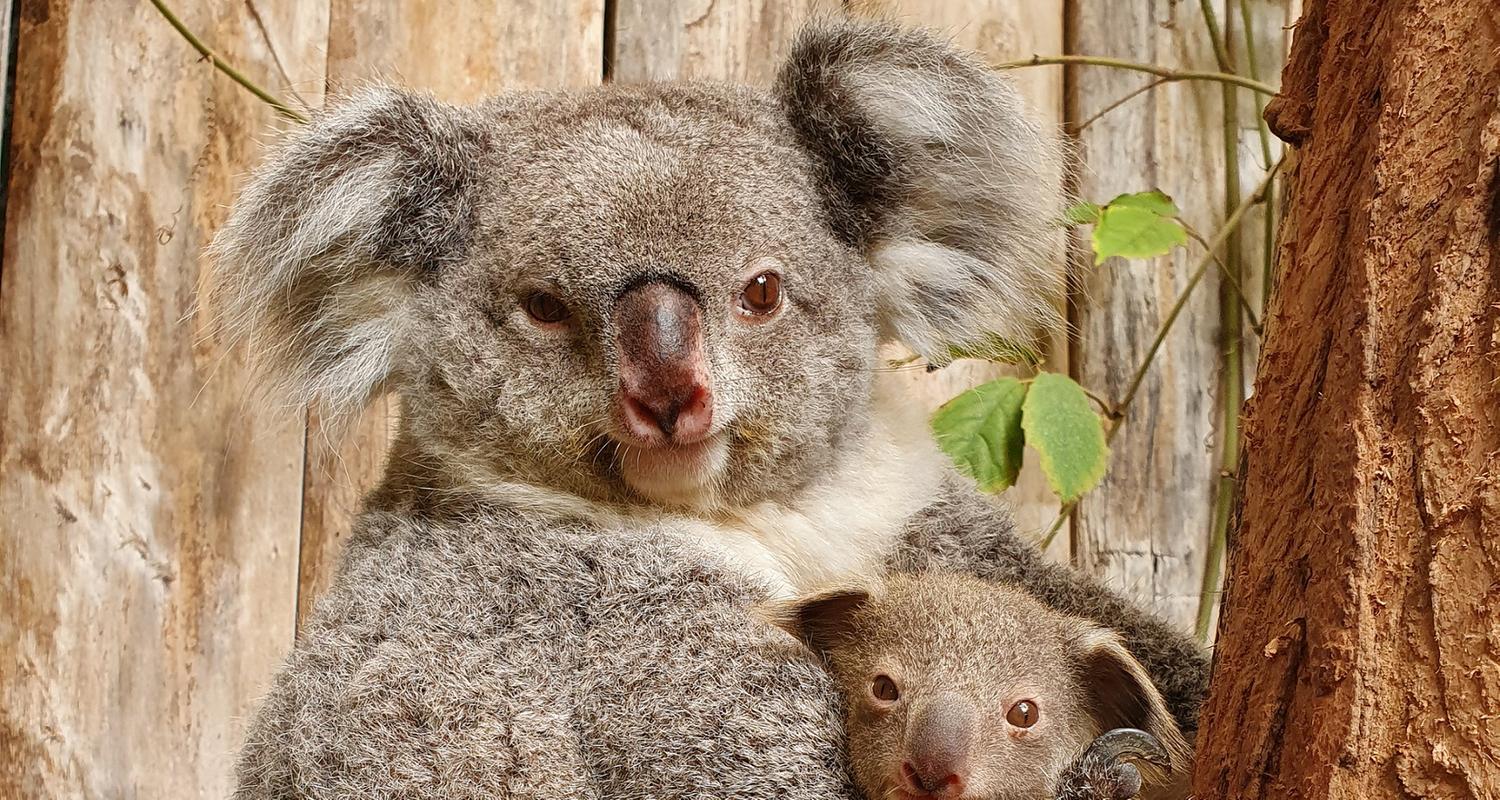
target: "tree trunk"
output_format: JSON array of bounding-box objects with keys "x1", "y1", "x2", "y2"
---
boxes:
[{"x1": 1192, "y1": 1, "x2": 1500, "y2": 799}]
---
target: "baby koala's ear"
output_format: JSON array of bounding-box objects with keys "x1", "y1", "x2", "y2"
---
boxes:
[
  {"x1": 777, "y1": 20, "x2": 1066, "y2": 360},
  {"x1": 761, "y1": 585, "x2": 873, "y2": 656},
  {"x1": 1070, "y1": 626, "x2": 1194, "y2": 777},
  {"x1": 208, "y1": 87, "x2": 487, "y2": 422}
]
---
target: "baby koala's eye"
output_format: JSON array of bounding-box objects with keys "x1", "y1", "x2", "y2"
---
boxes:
[
  {"x1": 870, "y1": 674, "x2": 900, "y2": 704},
  {"x1": 737, "y1": 270, "x2": 783, "y2": 317},
  {"x1": 1005, "y1": 699, "x2": 1039, "y2": 728},
  {"x1": 524, "y1": 291, "x2": 571, "y2": 325}
]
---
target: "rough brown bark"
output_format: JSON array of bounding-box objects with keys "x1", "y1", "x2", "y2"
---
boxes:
[{"x1": 1193, "y1": 1, "x2": 1500, "y2": 798}]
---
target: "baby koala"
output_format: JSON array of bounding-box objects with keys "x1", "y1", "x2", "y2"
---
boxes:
[{"x1": 767, "y1": 572, "x2": 1191, "y2": 800}]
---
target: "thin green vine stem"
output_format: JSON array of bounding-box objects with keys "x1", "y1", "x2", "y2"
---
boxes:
[
  {"x1": 1038, "y1": 160, "x2": 1283, "y2": 550},
  {"x1": 996, "y1": 55, "x2": 1279, "y2": 96},
  {"x1": 1197, "y1": 0, "x2": 1235, "y2": 72},
  {"x1": 1194, "y1": 0, "x2": 1246, "y2": 643},
  {"x1": 1239, "y1": 0, "x2": 1280, "y2": 310},
  {"x1": 1182, "y1": 224, "x2": 1262, "y2": 333},
  {"x1": 149, "y1": 0, "x2": 309, "y2": 123}
]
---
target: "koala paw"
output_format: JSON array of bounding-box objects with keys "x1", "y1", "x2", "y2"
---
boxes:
[{"x1": 1054, "y1": 728, "x2": 1170, "y2": 800}]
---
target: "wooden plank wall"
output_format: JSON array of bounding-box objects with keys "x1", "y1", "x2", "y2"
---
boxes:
[
  {"x1": 0, "y1": 4, "x2": 314, "y2": 796},
  {"x1": 0, "y1": 2, "x2": 1289, "y2": 795},
  {"x1": 1068, "y1": 0, "x2": 1288, "y2": 634}
]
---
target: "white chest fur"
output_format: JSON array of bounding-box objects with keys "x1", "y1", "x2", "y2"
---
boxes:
[
  {"x1": 672, "y1": 405, "x2": 945, "y2": 597},
  {"x1": 470, "y1": 379, "x2": 947, "y2": 598},
  {"x1": 642, "y1": 377, "x2": 948, "y2": 597}
]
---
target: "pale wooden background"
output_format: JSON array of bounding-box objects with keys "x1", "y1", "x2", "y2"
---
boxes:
[{"x1": 0, "y1": 2, "x2": 1292, "y2": 796}]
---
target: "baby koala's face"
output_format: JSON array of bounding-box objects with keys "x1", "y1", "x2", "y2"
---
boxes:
[{"x1": 769, "y1": 572, "x2": 1186, "y2": 800}]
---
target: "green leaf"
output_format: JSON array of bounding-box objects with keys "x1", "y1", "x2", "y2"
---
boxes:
[
  {"x1": 931, "y1": 377, "x2": 1029, "y2": 493},
  {"x1": 1091, "y1": 205, "x2": 1187, "y2": 265},
  {"x1": 1107, "y1": 189, "x2": 1180, "y2": 218},
  {"x1": 1021, "y1": 373, "x2": 1109, "y2": 503},
  {"x1": 930, "y1": 333, "x2": 1043, "y2": 369},
  {"x1": 1062, "y1": 201, "x2": 1103, "y2": 226}
]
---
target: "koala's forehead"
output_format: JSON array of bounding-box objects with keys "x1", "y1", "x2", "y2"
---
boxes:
[
  {"x1": 467, "y1": 85, "x2": 839, "y2": 292},
  {"x1": 851, "y1": 576, "x2": 1079, "y2": 688}
]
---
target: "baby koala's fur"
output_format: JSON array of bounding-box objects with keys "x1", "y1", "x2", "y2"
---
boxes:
[{"x1": 770, "y1": 572, "x2": 1192, "y2": 800}]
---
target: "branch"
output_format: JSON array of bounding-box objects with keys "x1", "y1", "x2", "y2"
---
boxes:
[
  {"x1": 1182, "y1": 224, "x2": 1262, "y2": 334},
  {"x1": 995, "y1": 55, "x2": 1279, "y2": 96},
  {"x1": 148, "y1": 0, "x2": 308, "y2": 124},
  {"x1": 1038, "y1": 160, "x2": 1283, "y2": 550},
  {"x1": 1074, "y1": 78, "x2": 1170, "y2": 133}
]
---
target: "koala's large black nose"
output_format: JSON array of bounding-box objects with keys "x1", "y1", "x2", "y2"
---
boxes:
[{"x1": 613, "y1": 282, "x2": 714, "y2": 445}]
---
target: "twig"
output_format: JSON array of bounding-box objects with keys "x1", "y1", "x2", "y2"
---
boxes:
[
  {"x1": 1182, "y1": 223, "x2": 1262, "y2": 334},
  {"x1": 148, "y1": 0, "x2": 308, "y2": 123},
  {"x1": 1079, "y1": 386, "x2": 1118, "y2": 418},
  {"x1": 995, "y1": 55, "x2": 1279, "y2": 96},
  {"x1": 1037, "y1": 161, "x2": 1283, "y2": 550},
  {"x1": 1074, "y1": 78, "x2": 1169, "y2": 133},
  {"x1": 1197, "y1": 468, "x2": 1236, "y2": 640}
]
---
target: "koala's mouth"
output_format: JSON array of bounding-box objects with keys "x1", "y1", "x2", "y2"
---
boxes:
[{"x1": 611, "y1": 433, "x2": 730, "y2": 506}]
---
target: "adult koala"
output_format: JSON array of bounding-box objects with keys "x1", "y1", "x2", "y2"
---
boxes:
[{"x1": 215, "y1": 20, "x2": 1207, "y2": 800}]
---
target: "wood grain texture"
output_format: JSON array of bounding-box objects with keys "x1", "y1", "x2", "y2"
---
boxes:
[
  {"x1": 851, "y1": 0, "x2": 1069, "y2": 558},
  {"x1": 1232, "y1": 1, "x2": 1294, "y2": 379},
  {"x1": 610, "y1": 0, "x2": 840, "y2": 83},
  {"x1": 1202, "y1": 0, "x2": 1293, "y2": 633},
  {"x1": 327, "y1": 0, "x2": 604, "y2": 94},
  {"x1": 1067, "y1": 1, "x2": 1230, "y2": 633},
  {"x1": 1196, "y1": 1, "x2": 1500, "y2": 795},
  {"x1": 295, "y1": 1, "x2": 607, "y2": 626},
  {"x1": 0, "y1": 2, "x2": 321, "y2": 796}
]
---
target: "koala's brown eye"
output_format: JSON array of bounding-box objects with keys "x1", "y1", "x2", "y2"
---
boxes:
[
  {"x1": 1006, "y1": 700, "x2": 1039, "y2": 728},
  {"x1": 738, "y1": 271, "x2": 782, "y2": 316},
  {"x1": 524, "y1": 291, "x2": 570, "y2": 324},
  {"x1": 871, "y1": 674, "x2": 900, "y2": 703}
]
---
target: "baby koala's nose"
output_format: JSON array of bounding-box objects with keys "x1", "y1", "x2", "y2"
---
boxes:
[
  {"x1": 901, "y1": 692, "x2": 976, "y2": 797},
  {"x1": 900, "y1": 759, "x2": 967, "y2": 797}
]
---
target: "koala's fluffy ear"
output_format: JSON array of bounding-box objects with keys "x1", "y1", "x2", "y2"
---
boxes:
[
  {"x1": 1071, "y1": 626, "x2": 1194, "y2": 777},
  {"x1": 778, "y1": 21, "x2": 1066, "y2": 358},
  {"x1": 209, "y1": 87, "x2": 487, "y2": 420},
  {"x1": 761, "y1": 585, "x2": 873, "y2": 656}
]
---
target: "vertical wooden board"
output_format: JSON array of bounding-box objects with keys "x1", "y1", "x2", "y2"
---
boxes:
[
  {"x1": 296, "y1": 1, "x2": 607, "y2": 626},
  {"x1": 0, "y1": 2, "x2": 323, "y2": 797},
  {"x1": 850, "y1": 0, "x2": 1069, "y2": 559},
  {"x1": 611, "y1": 0, "x2": 841, "y2": 83},
  {"x1": 1233, "y1": 0, "x2": 1293, "y2": 382},
  {"x1": 327, "y1": 0, "x2": 604, "y2": 95},
  {"x1": 1067, "y1": 1, "x2": 1228, "y2": 634},
  {"x1": 1201, "y1": 0, "x2": 1292, "y2": 634}
]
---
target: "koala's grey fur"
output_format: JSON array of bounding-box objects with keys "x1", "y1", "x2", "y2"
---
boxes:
[{"x1": 213, "y1": 19, "x2": 1207, "y2": 800}]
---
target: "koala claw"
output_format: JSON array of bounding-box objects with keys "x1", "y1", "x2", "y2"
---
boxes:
[{"x1": 1054, "y1": 728, "x2": 1170, "y2": 800}]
